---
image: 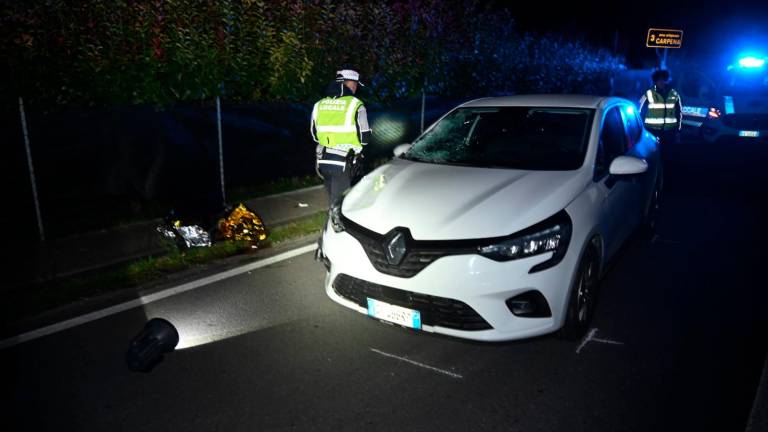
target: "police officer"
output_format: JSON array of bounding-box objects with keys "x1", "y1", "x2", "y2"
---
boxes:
[
  {"x1": 311, "y1": 69, "x2": 371, "y2": 205},
  {"x1": 639, "y1": 69, "x2": 682, "y2": 147}
]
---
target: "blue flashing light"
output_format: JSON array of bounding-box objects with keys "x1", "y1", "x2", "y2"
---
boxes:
[
  {"x1": 738, "y1": 56, "x2": 766, "y2": 69},
  {"x1": 625, "y1": 106, "x2": 634, "y2": 115}
]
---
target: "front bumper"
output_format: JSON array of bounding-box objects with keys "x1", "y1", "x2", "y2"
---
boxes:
[{"x1": 320, "y1": 224, "x2": 580, "y2": 342}]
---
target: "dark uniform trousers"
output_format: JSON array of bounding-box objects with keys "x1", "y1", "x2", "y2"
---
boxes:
[{"x1": 317, "y1": 147, "x2": 360, "y2": 205}]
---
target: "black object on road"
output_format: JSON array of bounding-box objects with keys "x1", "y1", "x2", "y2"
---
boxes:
[{"x1": 125, "y1": 318, "x2": 180, "y2": 373}]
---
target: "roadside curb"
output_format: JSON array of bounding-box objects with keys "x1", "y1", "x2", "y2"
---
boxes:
[
  {"x1": 256, "y1": 184, "x2": 323, "y2": 199},
  {"x1": 13, "y1": 185, "x2": 328, "y2": 289}
]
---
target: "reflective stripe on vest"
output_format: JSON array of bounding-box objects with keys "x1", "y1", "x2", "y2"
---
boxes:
[
  {"x1": 644, "y1": 88, "x2": 679, "y2": 131},
  {"x1": 648, "y1": 103, "x2": 677, "y2": 109},
  {"x1": 644, "y1": 118, "x2": 678, "y2": 124},
  {"x1": 315, "y1": 96, "x2": 363, "y2": 150}
]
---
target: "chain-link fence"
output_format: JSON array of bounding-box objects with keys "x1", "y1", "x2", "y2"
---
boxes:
[{"x1": 6, "y1": 95, "x2": 471, "y2": 243}]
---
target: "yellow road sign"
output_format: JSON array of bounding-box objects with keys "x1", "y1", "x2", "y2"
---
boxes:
[{"x1": 646, "y1": 28, "x2": 683, "y2": 49}]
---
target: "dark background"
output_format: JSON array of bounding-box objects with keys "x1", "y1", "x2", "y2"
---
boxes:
[{"x1": 496, "y1": 0, "x2": 768, "y2": 67}]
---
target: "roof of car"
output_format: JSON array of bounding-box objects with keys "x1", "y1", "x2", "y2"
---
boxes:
[{"x1": 460, "y1": 94, "x2": 624, "y2": 109}]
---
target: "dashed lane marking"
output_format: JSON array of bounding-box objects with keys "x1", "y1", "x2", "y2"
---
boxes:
[{"x1": 370, "y1": 348, "x2": 463, "y2": 379}]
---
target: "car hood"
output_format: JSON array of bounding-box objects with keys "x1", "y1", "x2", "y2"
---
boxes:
[{"x1": 342, "y1": 158, "x2": 588, "y2": 240}]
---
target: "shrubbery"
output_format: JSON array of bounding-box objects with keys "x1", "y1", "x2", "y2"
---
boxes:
[{"x1": 1, "y1": 0, "x2": 625, "y2": 107}]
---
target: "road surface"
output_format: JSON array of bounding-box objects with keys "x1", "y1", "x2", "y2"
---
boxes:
[{"x1": 4, "y1": 138, "x2": 768, "y2": 431}]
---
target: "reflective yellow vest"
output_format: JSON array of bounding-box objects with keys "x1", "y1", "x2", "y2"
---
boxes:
[
  {"x1": 313, "y1": 96, "x2": 363, "y2": 152},
  {"x1": 643, "y1": 87, "x2": 680, "y2": 131}
]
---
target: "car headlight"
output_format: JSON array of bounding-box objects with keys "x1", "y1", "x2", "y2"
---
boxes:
[
  {"x1": 477, "y1": 210, "x2": 572, "y2": 272},
  {"x1": 328, "y1": 197, "x2": 345, "y2": 233}
]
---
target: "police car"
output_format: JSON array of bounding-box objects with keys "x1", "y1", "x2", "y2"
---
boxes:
[
  {"x1": 317, "y1": 95, "x2": 662, "y2": 341},
  {"x1": 683, "y1": 55, "x2": 768, "y2": 142}
]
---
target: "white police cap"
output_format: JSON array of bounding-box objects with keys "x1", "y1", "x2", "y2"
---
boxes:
[{"x1": 335, "y1": 69, "x2": 364, "y2": 86}]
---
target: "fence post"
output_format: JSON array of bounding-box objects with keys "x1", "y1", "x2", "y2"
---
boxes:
[
  {"x1": 216, "y1": 95, "x2": 226, "y2": 206},
  {"x1": 19, "y1": 97, "x2": 45, "y2": 243},
  {"x1": 420, "y1": 88, "x2": 426, "y2": 133}
]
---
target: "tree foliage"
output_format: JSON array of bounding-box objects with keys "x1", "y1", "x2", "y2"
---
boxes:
[{"x1": 1, "y1": 0, "x2": 625, "y2": 107}]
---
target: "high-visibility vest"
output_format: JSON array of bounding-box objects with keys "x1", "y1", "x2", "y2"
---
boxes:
[
  {"x1": 313, "y1": 96, "x2": 363, "y2": 153},
  {"x1": 643, "y1": 87, "x2": 680, "y2": 131}
]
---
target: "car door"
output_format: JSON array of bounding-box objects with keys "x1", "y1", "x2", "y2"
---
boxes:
[
  {"x1": 594, "y1": 106, "x2": 635, "y2": 258},
  {"x1": 620, "y1": 104, "x2": 651, "y2": 227}
]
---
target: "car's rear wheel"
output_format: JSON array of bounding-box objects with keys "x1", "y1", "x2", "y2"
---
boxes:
[{"x1": 558, "y1": 247, "x2": 599, "y2": 340}]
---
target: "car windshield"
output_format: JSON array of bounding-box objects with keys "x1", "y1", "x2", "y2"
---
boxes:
[{"x1": 403, "y1": 107, "x2": 595, "y2": 170}]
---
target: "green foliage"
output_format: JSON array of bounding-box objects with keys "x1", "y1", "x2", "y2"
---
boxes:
[
  {"x1": 266, "y1": 210, "x2": 326, "y2": 245},
  {"x1": 0, "y1": 0, "x2": 625, "y2": 108}
]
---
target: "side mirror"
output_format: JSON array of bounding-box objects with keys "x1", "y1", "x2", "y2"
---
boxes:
[
  {"x1": 393, "y1": 143, "x2": 412, "y2": 158},
  {"x1": 609, "y1": 156, "x2": 648, "y2": 175}
]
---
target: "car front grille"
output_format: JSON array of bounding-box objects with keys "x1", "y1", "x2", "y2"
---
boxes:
[
  {"x1": 332, "y1": 273, "x2": 492, "y2": 331},
  {"x1": 722, "y1": 114, "x2": 768, "y2": 130},
  {"x1": 342, "y1": 215, "x2": 477, "y2": 278}
]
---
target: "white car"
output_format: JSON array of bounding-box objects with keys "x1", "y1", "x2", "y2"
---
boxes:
[{"x1": 317, "y1": 95, "x2": 662, "y2": 342}]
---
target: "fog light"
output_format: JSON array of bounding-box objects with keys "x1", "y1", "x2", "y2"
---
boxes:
[
  {"x1": 508, "y1": 299, "x2": 535, "y2": 315},
  {"x1": 506, "y1": 291, "x2": 552, "y2": 318},
  {"x1": 126, "y1": 318, "x2": 179, "y2": 372}
]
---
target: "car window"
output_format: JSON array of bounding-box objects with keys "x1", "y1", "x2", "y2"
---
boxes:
[
  {"x1": 404, "y1": 107, "x2": 595, "y2": 170},
  {"x1": 595, "y1": 106, "x2": 627, "y2": 179},
  {"x1": 622, "y1": 105, "x2": 642, "y2": 146}
]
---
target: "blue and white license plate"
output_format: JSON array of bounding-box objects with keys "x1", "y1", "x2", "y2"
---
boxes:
[
  {"x1": 367, "y1": 298, "x2": 422, "y2": 329},
  {"x1": 739, "y1": 130, "x2": 760, "y2": 137}
]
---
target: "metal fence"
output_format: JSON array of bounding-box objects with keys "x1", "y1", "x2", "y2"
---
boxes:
[{"x1": 7, "y1": 95, "x2": 464, "y2": 243}]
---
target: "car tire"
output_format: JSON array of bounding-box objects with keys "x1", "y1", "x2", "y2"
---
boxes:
[
  {"x1": 640, "y1": 172, "x2": 663, "y2": 239},
  {"x1": 558, "y1": 247, "x2": 599, "y2": 341}
]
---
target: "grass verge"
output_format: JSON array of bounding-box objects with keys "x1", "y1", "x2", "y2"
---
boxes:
[
  {"x1": 3, "y1": 211, "x2": 327, "y2": 328},
  {"x1": 265, "y1": 211, "x2": 326, "y2": 245}
]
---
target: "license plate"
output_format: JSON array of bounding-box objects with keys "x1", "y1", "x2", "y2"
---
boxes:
[
  {"x1": 739, "y1": 130, "x2": 760, "y2": 137},
  {"x1": 367, "y1": 298, "x2": 422, "y2": 329}
]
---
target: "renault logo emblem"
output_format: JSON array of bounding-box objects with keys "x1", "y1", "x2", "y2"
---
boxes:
[{"x1": 384, "y1": 230, "x2": 407, "y2": 265}]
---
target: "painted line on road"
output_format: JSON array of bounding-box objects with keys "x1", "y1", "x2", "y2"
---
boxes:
[
  {"x1": 370, "y1": 348, "x2": 463, "y2": 379},
  {"x1": 576, "y1": 328, "x2": 598, "y2": 354},
  {"x1": 0, "y1": 244, "x2": 318, "y2": 350},
  {"x1": 576, "y1": 328, "x2": 624, "y2": 354}
]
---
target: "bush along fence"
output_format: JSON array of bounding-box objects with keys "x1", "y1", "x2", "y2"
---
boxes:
[{"x1": 3, "y1": 0, "x2": 627, "y2": 242}]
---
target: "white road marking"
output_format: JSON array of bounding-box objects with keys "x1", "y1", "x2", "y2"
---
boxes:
[
  {"x1": 576, "y1": 328, "x2": 598, "y2": 354},
  {"x1": 576, "y1": 328, "x2": 624, "y2": 354},
  {"x1": 370, "y1": 348, "x2": 463, "y2": 379},
  {"x1": 0, "y1": 244, "x2": 318, "y2": 350},
  {"x1": 592, "y1": 337, "x2": 624, "y2": 346}
]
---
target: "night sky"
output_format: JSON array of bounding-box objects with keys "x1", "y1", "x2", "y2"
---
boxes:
[{"x1": 493, "y1": 0, "x2": 768, "y2": 67}]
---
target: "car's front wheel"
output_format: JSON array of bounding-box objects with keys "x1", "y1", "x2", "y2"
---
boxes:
[
  {"x1": 640, "y1": 172, "x2": 663, "y2": 239},
  {"x1": 558, "y1": 247, "x2": 599, "y2": 340}
]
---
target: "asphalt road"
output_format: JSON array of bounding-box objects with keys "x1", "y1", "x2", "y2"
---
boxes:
[{"x1": 4, "y1": 137, "x2": 768, "y2": 431}]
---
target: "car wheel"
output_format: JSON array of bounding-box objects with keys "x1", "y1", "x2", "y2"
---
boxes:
[
  {"x1": 641, "y1": 173, "x2": 663, "y2": 238},
  {"x1": 558, "y1": 247, "x2": 599, "y2": 340}
]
